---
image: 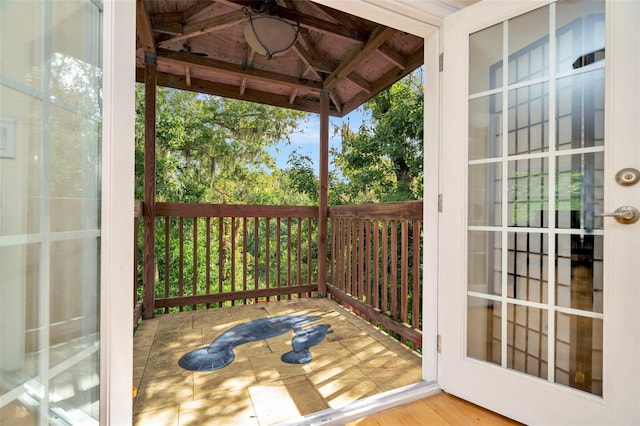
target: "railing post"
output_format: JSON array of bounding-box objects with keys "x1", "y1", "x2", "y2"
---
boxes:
[
  {"x1": 142, "y1": 51, "x2": 157, "y2": 319},
  {"x1": 317, "y1": 89, "x2": 329, "y2": 297}
]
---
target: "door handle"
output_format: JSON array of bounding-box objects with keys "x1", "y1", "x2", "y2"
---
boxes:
[{"x1": 600, "y1": 206, "x2": 640, "y2": 224}]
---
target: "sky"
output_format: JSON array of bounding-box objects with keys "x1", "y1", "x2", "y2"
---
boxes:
[{"x1": 267, "y1": 108, "x2": 366, "y2": 174}]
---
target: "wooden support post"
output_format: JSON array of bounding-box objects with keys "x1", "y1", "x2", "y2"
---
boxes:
[
  {"x1": 143, "y1": 51, "x2": 157, "y2": 319},
  {"x1": 317, "y1": 90, "x2": 329, "y2": 297}
]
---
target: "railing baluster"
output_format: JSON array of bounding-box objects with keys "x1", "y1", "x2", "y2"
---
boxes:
[
  {"x1": 401, "y1": 219, "x2": 409, "y2": 323},
  {"x1": 231, "y1": 218, "x2": 236, "y2": 306},
  {"x1": 206, "y1": 217, "x2": 211, "y2": 308},
  {"x1": 412, "y1": 219, "x2": 421, "y2": 332},
  {"x1": 297, "y1": 218, "x2": 302, "y2": 297},
  {"x1": 390, "y1": 219, "x2": 398, "y2": 320},
  {"x1": 307, "y1": 217, "x2": 312, "y2": 287},
  {"x1": 218, "y1": 217, "x2": 224, "y2": 306},
  {"x1": 365, "y1": 219, "x2": 372, "y2": 306},
  {"x1": 164, "y1": 217, "x2": 170, "y2": 314},
  {"x1": 243, "y1": 217, "x2": 248, "y2": 305},
  {"x1": 178, "y1": 217, "x2": 184, "y2": 312},
  {"x1": 287, "y1": 218, "x2": 292, "y2": 299},
  {"x1": 358, "y1": 218, "x2": 365, "y2": 301},
  {"x1": 192, "y1": 217, "x2": 198, "y2": 310},
  {"x1": 276, "y1": 217, "x2": 281, "y2": 293},
  {"x1": 254, "y1": 217, "x2": 259, "y2": 303},
  {"x1": 373, "y1": 220, "x2": 380, "y2": 311},
  {"x1": 265, "y1": 217, "x2": 270, "y2": 301},
  {"x1": 382, "y1": 220, "x2": 388, "y2": 314}
]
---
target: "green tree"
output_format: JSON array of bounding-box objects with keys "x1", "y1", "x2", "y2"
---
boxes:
[
  {"x1": 134, "y1": 85, "x2": 307, "y2": 204},
  {"x1": 332, "y1": 71, "x2": 423, "y2": 202}
]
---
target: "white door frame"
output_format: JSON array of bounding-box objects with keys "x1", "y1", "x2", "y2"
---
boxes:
[{"x1": 100, "y1": 0, "x2": 136, "y2": 424}]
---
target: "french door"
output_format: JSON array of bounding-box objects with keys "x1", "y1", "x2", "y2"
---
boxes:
[{"x1": 439, "y1": 0, "x2": 639, "y2": 424}]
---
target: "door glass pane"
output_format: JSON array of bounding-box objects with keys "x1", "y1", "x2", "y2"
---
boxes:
[
  {"x1": 469, "y1": 23, "x2": 503, "y2": 94},
  {"x1": 555, "y1": 313, "x2": 603, "y2": 396},
  {"x1": 0, "y1": 0, "x2": 102, "y2": 423},
  {"x1": 467, "y1": 296, "x2": 502, "y2": 365},
  {"x1": 508, "y1": 83, "x2": 549, "y2": 155},
  {"x1": 469, "y1": 94, "x2": 503, "y2": 160},
  {"x1": 469, "y1": 163, "x2": 502, "y2": 226},
  {"x1": 507, "y1": 232, "x2": 548, "y2": 303},
  {"x1": 467, "y1": 0, "x2": 605, "y2": 397},
  {"x1": 508, "y1": 6, "x2": 549, "y2": 85},
  {"x1": 507, "y1": 304, "x2": 548, "y2": 379}
]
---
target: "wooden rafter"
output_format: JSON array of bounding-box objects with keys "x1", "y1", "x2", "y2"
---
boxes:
[
  {"x1": 323, "y1": 25, "x2": 396, "y2": 90},
  {"x1": 226, "y1": 0, "x2": 369, "y2": 43},
  {"x1": 156, "y1": 48, "x2": 324, "y2": 92},
  {"x1": 136, "y1": 68, "x2": 341, "y2": 116},
  {"x1": 149, "y1": 12, "x2": 183, "y2": 35},
  {"x1": 341, "y1": 47, "x2": 423, "y2": 113},
  {"x1": 346, "y1": 73, "x2": 372, "y2": 94},
  {"x1": 183, "y1": 0, "x2": 216, "y2": 22},
  {"x1": 329, "y1": 90, "x2": 342, "y2": 113},
  {"x1": 136, "y1": 0, "x2": 155, "y2": 52},
  {"x1": 157, "y1": 10, "x2": 248, "y2": 47},
  {"x1": 378, "y1": 44, "x2": 408, "y2": 70}
]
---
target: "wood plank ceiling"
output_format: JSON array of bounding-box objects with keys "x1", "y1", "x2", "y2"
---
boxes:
[{"x1": 136, "y1": 0, "x2": 424, "y2": 117}]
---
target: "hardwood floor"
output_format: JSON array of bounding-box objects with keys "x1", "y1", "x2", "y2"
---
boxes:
[{"x1": 347, "y1": 393, "x2": 522, "y2": 425}]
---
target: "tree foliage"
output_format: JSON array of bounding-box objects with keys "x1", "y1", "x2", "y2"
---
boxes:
[
  {"x1": 332, "y1": 71, "x2": 424, "y2": 202},
  {"x1": 134, "y1": 85, "x2": 308, "y2": 204}
]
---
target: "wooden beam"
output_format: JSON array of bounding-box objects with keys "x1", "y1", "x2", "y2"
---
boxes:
[
  {"x1": 154, "y1": 284, "x2": 319, "y2": 308},
  {"x1": 317, "y1": 90, "x2": 329, "y2": 297},
  {"x1": 183, "y1": 0, "x2": 216, "y2": 22},
  {"x1": 142, "y1": 52, "x2": 157, "y2": 319},
  {"x1": 185, "y1": 66, "x2": 192, "y2": 86},
  {"x1": 346, "y1": 73, "x2": 372, "y2": 94},
  {"x1": 378, "y1": 44, "x2": 407, "y2": 70},
  {"x1": 289, "y1": 88, "x2": 299, "y2": 105},
  {"x1": 137, "y1": 68, "x2": 342, "y2": 116},
  {"x1": 227, "y1": 0, "x2": 368, "y2": 42},
  {"x1": 291, "y1": 42, "x2": 323, "y2": 81},
  {"x1": 149, "y1": 12, "x2": 184, "y2": 35},
  {"x1": 324, "y1": 25, "x2": 396, "y2": 90},
  {"x1": 136, "y1": 0, "x2": 155, "y2": 52},
  {"x1": 341, "y1": 47, "x2": 424, "y2": 114},
  {"x1": 155, "y1": 48, "x2": 324, "y2": 91},
  {"x1": 157, "y1": 10, "x2": 247, "y2": 48},
  {"x1": 328, "y1": 89, "x2": 342, "y2": 113}
]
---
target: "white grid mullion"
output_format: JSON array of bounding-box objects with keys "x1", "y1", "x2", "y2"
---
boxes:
[
  {"x1": 500, "y1": 19, "x2": 510, "y2": 369},
  {"x1": 547, "y1": 1, "x2": 558, "y2": 385}
]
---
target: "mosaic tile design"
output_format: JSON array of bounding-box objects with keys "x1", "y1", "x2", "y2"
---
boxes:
[{"x1": 178, "y1": 316, "x2": 332, "y2": 371}]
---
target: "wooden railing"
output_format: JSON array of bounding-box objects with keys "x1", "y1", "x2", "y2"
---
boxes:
[
  {"x1": 327, "y1": 201, "x2": 423, "y2": 350},
  {"x1": 133, "y1": 200, "x2": 144, "y2": 325},
  {"x1": 150, "y1": 202, "x2": 319, "y2": 312},
  {"x1": 133, "y1": 200, "x2": 424, "y2": 351}
]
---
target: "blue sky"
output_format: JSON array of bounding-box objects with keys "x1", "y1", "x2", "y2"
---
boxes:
[{"x1": 267, "y1": 109, "x2": 366, "y2": 174}]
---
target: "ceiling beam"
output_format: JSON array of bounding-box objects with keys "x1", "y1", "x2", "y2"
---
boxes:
[
  {"x1": 136, "y1": 68, "x2": 341, "y2": 117},
  {"x1": 183, "y1": 0, "x2": 216, "y2": 22},
  {"x1": 156, "y1": 48, "x2": 324, "y2": 92},
  {"x1": 377, "y1": 44, "x2": 408, "y2": 70},
  {"x1": 157, "y1": 10, "x2": 248, "y2": 48},
  {"x1": 150, "y1": 12, "x2": 184, "y2": 36},
  {"x1": 226, "y1": 0, "x2": 368, "y2": 43},
  {"x1": 323, "y1": 25, "x2": 395, "y2": 90},
  {"x1": 341, "y1": 47, "x2": 423, "y2": 113},
  {"x1": 346, "y1": 73, "x2": 372, "y2": 94},
  {"x1": 136, "y1": 0, "x2": 155, "y2": 52}
]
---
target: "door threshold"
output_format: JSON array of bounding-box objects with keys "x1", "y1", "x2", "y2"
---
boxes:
[{"x1": 279, "y1": 381, "x2": 442, "y2": 426}]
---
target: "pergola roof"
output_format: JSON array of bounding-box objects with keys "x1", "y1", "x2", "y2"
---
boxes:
[{"x1": 136, "y1": 0, "x2": 426, "y2": 117}]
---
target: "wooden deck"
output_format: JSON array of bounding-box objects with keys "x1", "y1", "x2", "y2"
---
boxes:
[{"x1": 133, "y1": 298, "x2": 423, "y2": 425}]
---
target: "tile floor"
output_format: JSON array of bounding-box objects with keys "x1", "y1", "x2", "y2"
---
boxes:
[{"x1": 133, "y1": 298, "x2": 422, "y2": 425}]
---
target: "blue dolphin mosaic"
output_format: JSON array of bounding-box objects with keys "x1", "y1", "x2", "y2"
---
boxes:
[{"x1": 178, "y1": 315, "x2": 333, "y2": 371}]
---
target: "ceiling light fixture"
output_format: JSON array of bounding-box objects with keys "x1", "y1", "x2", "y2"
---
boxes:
[{"x1": 243, "y1": 1, "x2": 299, "y2": 59}]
